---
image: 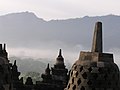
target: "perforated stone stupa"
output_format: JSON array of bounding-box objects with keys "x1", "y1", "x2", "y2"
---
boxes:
[{"x1": 65, "y1": 22, "x2": 120, "y2": 90}]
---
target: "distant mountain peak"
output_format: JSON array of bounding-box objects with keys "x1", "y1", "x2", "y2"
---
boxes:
[
  {"x1": 0, "y1": 11, "x2": 46, "y2": 22},
  {"x1": 2, "y1": 11, "x2": 36, "y2": 17}
]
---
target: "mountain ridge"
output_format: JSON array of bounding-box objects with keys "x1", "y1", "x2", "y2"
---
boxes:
[
  {"x1": 1, "y1": 11, "x2": 120, "y2": 21},
  {"x1": 0, "y1": 12, "x2": 120, "y2": 50}
]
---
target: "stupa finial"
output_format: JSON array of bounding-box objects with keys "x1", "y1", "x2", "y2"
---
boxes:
[{"x1": 91, "y1": 22, "x2": 103, "y2": 53}]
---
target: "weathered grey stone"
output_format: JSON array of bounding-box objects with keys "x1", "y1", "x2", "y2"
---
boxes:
[
  {"x1": 65, "y1": 22, "x2": 120, "y2": 90},
  {"x1": 92, "y1": 22, "x2": 102, "y2": 53}
]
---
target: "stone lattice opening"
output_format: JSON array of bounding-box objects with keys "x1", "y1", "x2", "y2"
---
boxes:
[
  {"x1": 72, "y1": 77, "x2": 74, "y2": 84},
  {"x1": 98, "y1": 68, "x2": 102, "y2": 73},
  {"x1": 82, "y1": 72, "x2": 87, "y2": 79},
  {"x1": 73, "y1": 85, "x2": 76, "y2": 90},
  {"x1": 77, "y1": 78, "x2": 81, "y2": 85},
  {"x1": 88, "y1": 67, "x2": 92, "y2": 72},
  {"x1": 76, "y1": 71, "x2": 78, "y2": 77},
  {"x1": 80, "y1": 66, "x2": 83, "y2": 72},
  {"x1": 81, "y1": 86, "x2": 85, "y2": 90},
  {"x1": 71, "y1": 71, "x2": 73, "y2": 76}
]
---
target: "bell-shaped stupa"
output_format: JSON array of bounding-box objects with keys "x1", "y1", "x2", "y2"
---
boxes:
[{"x1": 65, "y1": 22, "x2": 120, "y2": 90}]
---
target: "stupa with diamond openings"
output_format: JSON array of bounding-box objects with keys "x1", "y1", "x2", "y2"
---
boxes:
[{"x1": 65, "y1": 22, "x2": 120, "y2": 90}]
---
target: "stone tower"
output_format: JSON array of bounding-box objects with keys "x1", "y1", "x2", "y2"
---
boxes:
[
  {"x1": 41, "y1": 63, "x2": 52, "y2": 83},
  {"x1": 36, "y1": 49, "x2": 69, "y2": 90},
  {"x1": 0, "y1": 44, "x2": 12, "y2": 90},
  {"x1": 51, "y1": 49, "x2": 68, "y2": 85},
  {"x1": 12, "y1": 60, "x2": 20, "y2": 81},
  {"x1": 11, "y1": 60, "x2": 22, "y2": 90},
  {"x1": 65, "y1": 22, "x2": 120, "y2": 90}
]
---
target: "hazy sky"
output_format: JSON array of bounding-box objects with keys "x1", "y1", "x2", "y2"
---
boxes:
[{"x1": 0, "y1": 0, "x2": 120, "y2": 20}]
